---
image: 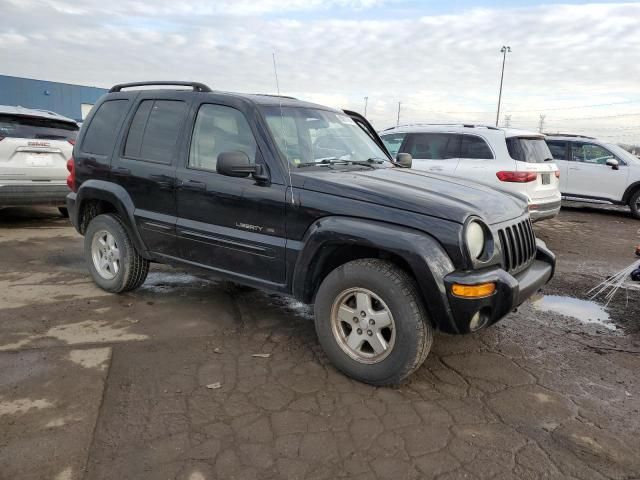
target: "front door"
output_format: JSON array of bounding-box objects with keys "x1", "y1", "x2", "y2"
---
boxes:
[
  {"x1": 175, "y1": 102, "x2": 287, "y2": 286},
  {"x1": 565, "y1": 142, "x2": 629, "y2": 201},
  {"x1": 403, "y1": 132, "x2": 461, "y2": 175}
]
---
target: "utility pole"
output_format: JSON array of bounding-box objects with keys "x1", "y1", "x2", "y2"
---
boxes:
[
  {"x1": 396, "y1": 101, "x2": 401, "y2": 126},
  {"x1": 504, "y1": 114, "x2": 511, "y2": 128},
  {"x1": 364, "y1": 96, "x2": 368, "y2": 117},
  {"x1": 538, "y1": 114, "x2": 546, "y2": 133},
  {"x1": 495, "y1": 46, "x2": 511, "y2": 126}
]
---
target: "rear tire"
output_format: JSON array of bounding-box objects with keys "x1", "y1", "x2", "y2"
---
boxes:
[
  {"x1": 58, "y1": 207, "x2": 69, "y2": 218},
  {"x1": 314, "y1": 259, "x2": 433, "y2": 385},
  {"x1": 630, "y1": 190, "x2": 640, "y2": 220},
  {"x1": 84, "y1": 214, "x2": 149, "y2": 293}
]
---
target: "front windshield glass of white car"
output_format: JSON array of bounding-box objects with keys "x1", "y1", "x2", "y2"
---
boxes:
[{"x1": 260, "y1": 106, "x2": 390, "y2": 168}]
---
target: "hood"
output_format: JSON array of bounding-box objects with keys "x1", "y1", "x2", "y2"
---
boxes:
[{"x1": 294, "y1": 167, "x2": 527, "y2": 225}]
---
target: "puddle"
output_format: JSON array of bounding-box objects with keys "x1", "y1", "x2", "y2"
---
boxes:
[
  {"x1": 532, "y1": 294, "x2": 617, "y2": 331},
  {"x1": 140, "y1": 271, "x2": 214, "y2": 293}
]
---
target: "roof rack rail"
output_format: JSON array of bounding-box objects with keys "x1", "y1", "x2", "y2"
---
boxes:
[
  {"x1": 253, "y1": 93, "x2": 298, "y2": 100},
  {"x1": 543, "y1": 132, "x2": 595, "y2": 139},
  {"x1": 109, "y1": 81, "x2": 212, "y2": 93},
  {"x1": 384, "y1": 123, "x2": 501, "y2": 131}
]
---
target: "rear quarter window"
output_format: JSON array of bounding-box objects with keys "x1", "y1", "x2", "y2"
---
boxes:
[
  {"x1": 81, "y1": 100, "x2": 129, "y2": 155},
  {"x1": 460, "y1": 135, "x2": 493, "y2": 159}
]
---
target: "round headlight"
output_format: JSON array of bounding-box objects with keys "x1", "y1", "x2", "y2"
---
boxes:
[{"x1": 465, "y1": 221, "x2": 485, "y2": 259}]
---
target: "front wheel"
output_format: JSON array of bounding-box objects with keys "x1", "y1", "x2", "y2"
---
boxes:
[
  {"x1": 630, "y1": 190, "x2": 640, "y2": 220},
  {"x1": 84, "y1": 214, "x2": 149, "y2": 293},
  {"x1": 314, "y1": 259, "x2": 433, "y2": 385}
]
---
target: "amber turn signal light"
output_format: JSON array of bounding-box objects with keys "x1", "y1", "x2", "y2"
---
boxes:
[{"x1": 451, "y1": 282, "x2": 496, "y2": 298}]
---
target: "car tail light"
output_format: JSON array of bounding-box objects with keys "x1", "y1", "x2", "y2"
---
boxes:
[
  {"x1": 555, "y1": 171, "x2": 560, "y2": 179},
  {"x1": 66, "y1": 157, "x2": 76, "y2": 192},
  {"x1": 68, "y1": 139, "x2": 76, "y2": 146},
  {"x1": 496, "y1": 171, "x2": 537, "y2": 183}
]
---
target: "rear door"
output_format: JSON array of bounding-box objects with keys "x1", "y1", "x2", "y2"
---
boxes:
[
  {"x1": 565, "y1": 142, "x2": 629, "y2": 201},
  {"x1": 546, "y1": 139, "x2": 570, "y2": 191},
  {"x1": 402, "y1": 132, "x2": 461, "y2": 175},
  {"x1": 111, "y1": 93, "x2": 190, "y2": 254},
  {"x1": 0, "y1": 114, "x2": 77, "y2": 181},
  {"x1": 453, "y1": 134, "x2": 494, "y2": 182}
]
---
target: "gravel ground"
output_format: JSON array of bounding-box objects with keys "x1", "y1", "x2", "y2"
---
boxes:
[{"x1": 0, "y1": 204, "x2": 638, "y2": 480}]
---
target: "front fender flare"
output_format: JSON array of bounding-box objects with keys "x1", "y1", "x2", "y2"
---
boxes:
[{"x1": 291, "y1": 216, "x2": 460, "y2": 332}]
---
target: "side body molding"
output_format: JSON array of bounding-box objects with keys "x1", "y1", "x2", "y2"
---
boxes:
[{"x1": 291, "y1": 216, "x2": 458, "y2": 331}]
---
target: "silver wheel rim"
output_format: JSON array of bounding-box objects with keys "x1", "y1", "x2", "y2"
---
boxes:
[
  {"x1": 91, "y1": 230, "x2": 120, "y2": 280},
  {"x1": 330, "y1": 287, "x2": 396, "y2": 364}
]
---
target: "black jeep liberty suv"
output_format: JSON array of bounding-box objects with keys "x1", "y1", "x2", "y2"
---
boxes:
[{"x1": 66, "y1": 81, "x2": 555, "y2": 385}]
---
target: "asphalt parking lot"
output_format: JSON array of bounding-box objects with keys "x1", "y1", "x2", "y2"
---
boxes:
[{"x1": 1, "y1": 205, "x2": 639, "y2": 480}]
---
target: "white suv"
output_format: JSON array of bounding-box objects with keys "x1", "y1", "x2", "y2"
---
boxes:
[
  {"x1": 545, "y1": 134, "x2": 640, "y2": 219},
  {"x1": 380, "y1": 124, "x2": 561, "y2": 221},
  {"x1": 0, "y1": 105, "x2": 78, "y2": 216}
]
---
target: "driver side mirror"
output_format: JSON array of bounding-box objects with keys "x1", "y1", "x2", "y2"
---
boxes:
[
  {"x1": 396, "y1": 153, "x2": 412, "y2": 168},
  {"x1": 217, "y1": 152, "x2": 269, "y2": 183},
  {"x1": 606, "y1": 158, "x2": 620, "y2": 170}
]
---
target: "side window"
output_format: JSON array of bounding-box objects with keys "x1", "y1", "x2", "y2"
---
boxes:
[
  {"x1": 547, "y1": 140, "x2": 568, "y2": 160},
  {"x1": 124, "y1": 100, "x2": 187, "y2": 164},
  {"x1": 381, "y1": 133, "x2": 406, "y2": 156},
  {"x1": 405, "y1": 133, "x2": 460, "y2": 160},
  {"x1": 189, "y1": 104, "x2": 257, "y2": 172},
  {"x1": 460, "y1": 135, "x2": 493, "y2": 159},
  {"x1": 82, "y1": 100, "x2": 129, "y2": 155},
  {"x1": 572, "y1": 143, "x2": 615, "y2": 165}
]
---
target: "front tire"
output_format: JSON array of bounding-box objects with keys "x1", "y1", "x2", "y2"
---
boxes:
[
  {"x1": 630, "y1": 190, "x2": 640, "y2": 220},
  {"x1": 314, "y1": 259, "x2": 433, "y2": 385},
  {"x1": 84, "y1": 214, "x2": 149, "y2": 293}
]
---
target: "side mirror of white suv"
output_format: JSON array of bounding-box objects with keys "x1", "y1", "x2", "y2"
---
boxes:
[{"x1": 606, "y1": 158, "x2": 620, "y2": 170}]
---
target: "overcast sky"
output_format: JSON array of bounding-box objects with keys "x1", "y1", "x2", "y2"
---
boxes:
[{"x1": 2, "y1": 0, "x2": 639, "y2": 143}]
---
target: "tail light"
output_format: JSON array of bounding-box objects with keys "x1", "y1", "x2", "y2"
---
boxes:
[
  {"x1": 68, "y1": 139, "x2": 76, "y2": 146},
  {"x1": 496, "y1": 171, "x2": 537, "y2": 183},
  {"x1": 66, "y1": 157, "x2": 76, "y2": 192},
  {"x1": 555, "y1": 171, "x2": 560, "y2": 179}
]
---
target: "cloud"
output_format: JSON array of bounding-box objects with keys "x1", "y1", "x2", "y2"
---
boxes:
[{"x1": 1, "y1": 1, "x2": 639, "y2": 142}]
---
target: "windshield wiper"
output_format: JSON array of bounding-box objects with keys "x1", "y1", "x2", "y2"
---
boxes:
[
  {"x1": 297, "y1": 157, "x2": 376, "y2": 169},
  {"x1": 368, "y1": 157, "x2": 407, "y2": 168}
]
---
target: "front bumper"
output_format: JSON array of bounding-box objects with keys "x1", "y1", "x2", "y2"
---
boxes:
[
  {"x1": 440, "y1": 239, "x2": 555, "y2": 334},
  {"x1": 0, "y1": 182, "x2": 68, "y2": 206},
  {"x1": 529, "y1": 199, "x2": 561, "y2": 222}
]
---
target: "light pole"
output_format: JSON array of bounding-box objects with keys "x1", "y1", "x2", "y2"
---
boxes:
[
  {"x1": 495, "y1": 46, "x2": 511, "y2": 127},
  {"x1": 396, "y1": 101, "x2": 401, "y2": 126},
  {"x1": 364, "y1": 96, "x2": 368, "y2": 117}
]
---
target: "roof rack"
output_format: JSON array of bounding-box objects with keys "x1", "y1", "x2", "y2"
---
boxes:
[
  {"x1": 252, "y1": 93, "x2": 298, "y2": 100},
  {"x1": 383, "y1": 123, "x2": 501, "y2": 131},
  {"x1": 543, "y1": 132, "x2": 595, "y2": 139},
  {"x1": 109, "y1": 81, "x2": 212, "y2": 93}
]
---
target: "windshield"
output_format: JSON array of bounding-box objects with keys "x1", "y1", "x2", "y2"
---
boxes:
[
  {"x1": 0, "y1": 114, "x2": 78, "y2": 141},
  {"x1": 506, "y1": 137, "x2": 552, "y2": 163},
  {"x1": 260, "y1": 106, "x2": 389, "y2": 167},
  {"x1": 606, "y1": 143, "x2": 638, "y2": 164}
]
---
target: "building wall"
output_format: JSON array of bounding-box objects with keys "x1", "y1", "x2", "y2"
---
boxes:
[{"x1": 0, "y1": 75, "x2": 108, "y2": 122}]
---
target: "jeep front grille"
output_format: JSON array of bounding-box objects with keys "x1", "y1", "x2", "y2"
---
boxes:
[{"x1": 497, "y1": 217, "x2": 537, "y2": 274}]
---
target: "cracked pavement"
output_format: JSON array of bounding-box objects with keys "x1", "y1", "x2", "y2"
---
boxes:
[{"x1": 0, "y1": 205, "x2": 639, "y2": 480}]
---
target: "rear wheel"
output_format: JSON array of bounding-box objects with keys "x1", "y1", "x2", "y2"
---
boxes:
[
  {"x1": 314, "y1": 259, "x2": 433, "y2": 385},
  {"x1": 84, "y1": 214, "x2": 149, "y2": 293},
  {"x1": 630, "y1": 190, "x2": 640, "y2": 219}
]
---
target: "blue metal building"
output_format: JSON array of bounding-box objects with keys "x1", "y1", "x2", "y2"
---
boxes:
[{"x1": 0, "y1": 75, "x2": 108, "y2": 122}]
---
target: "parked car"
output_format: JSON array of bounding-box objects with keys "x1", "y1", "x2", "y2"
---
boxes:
[
  {"x1": 380, "y1": 124, "x2": 561, "y2": 222},
  {"x1": 0, "y1": 105, "x2": 78, "y2": 216},
  {"x1": 545, "y1": 134, "x2": 640, "y2": 219},
  {"x1": 66, "y1": 81, "x2": 555, "y2": 385}
]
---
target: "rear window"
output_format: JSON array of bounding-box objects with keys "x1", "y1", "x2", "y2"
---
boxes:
[
  {"x1": 124, "y1": 100, "x2": 187, "y2": 164},
  {"x1": 82, "y1": 100, "x2": 129, "y2": 156},
  {"x1": 507, "y1": 137, "x2": 552, "y2": 163},
  {"x1": 0, "y1": 114, "x2": 78, "y2": 141}
]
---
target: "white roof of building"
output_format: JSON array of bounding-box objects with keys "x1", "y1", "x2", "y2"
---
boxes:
[{"x1": 0, "y1": 105, "x2": 77, "y2": 124}]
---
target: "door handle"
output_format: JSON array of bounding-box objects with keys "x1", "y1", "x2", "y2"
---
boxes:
[
  {"x1": 178, "y1": 179, "x2": 206, "y2": 191},
  {"x1": 112, "y1": 167, "x2": 131, "y2": 176},
  {"x1": 569, "y1": 167, "x2": 580, "y2": 171},
  {"x1": 150, "y1": 174, "x2": 175, "y2": 189}
]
